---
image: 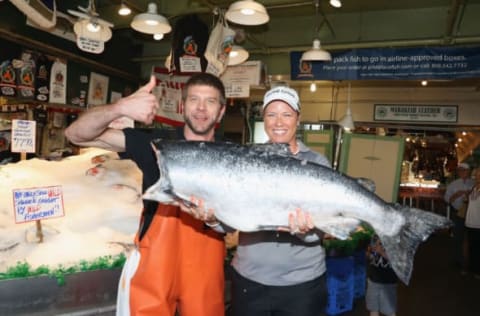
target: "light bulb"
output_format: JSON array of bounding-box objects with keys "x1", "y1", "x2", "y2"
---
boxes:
[
  {"x1": 329, "y1": 0, "x2": 342, "y2": 8},
  {"x1": 118, "y1": 4, "x2": 131, "y2": 16},
  {"x1": 241, "y1": 8, "x2": 255, "y2": 15},
  {"x1": 153, "y1": 33, "x2": 164, "y2": 40},
  {"x1": 310, "y1": 82, "x2": 317, "y2": 92},
  {"x1": 145, "y1": 19, "x2": 159, "y2": 26},
  {"x1": 87, "y1": 22, "x2": 100, "y2": 32}
]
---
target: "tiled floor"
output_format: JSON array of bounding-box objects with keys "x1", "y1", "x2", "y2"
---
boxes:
[
  {"x1": 345, "y1": 231, "x2": 480, "y2": 316},
  {"x1": 39, "y1": 230, "x2": 479, "y2": 316}
]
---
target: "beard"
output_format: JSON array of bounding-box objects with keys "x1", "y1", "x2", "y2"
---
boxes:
[{"x1": 184, "y1": 115, "x2": 217, "y2": 136}]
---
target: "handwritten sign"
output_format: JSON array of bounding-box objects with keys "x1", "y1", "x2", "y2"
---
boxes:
[
  {"x1": 11, "y1": 119, "x2": 36, "y2": 153},
  {"x1": 13, "y1": 185, "x2": 65, "y2": 223}
]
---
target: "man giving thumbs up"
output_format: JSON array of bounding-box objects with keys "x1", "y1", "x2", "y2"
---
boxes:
[{"x1": 65, "y1": 73, "x2": 227, "y2": 316}]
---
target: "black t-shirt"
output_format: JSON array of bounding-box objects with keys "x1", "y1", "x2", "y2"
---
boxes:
[
  {"x1": 367, "y1": 252, "x2": 398, "y2": 284},
  {"x1": 118, "y1": 127, "x2": 184, "y2": 239},
  {"x1": 119, "y1": 127, "x2": 184, "y2": 192}
]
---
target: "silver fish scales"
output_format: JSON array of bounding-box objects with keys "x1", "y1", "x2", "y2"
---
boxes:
[{"x1": 144, "y1": 140, "x2": 452, "y2": 284}]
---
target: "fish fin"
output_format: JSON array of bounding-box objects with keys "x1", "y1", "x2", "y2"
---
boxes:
[
  {"x1": 316, "y1": 217, "x2": 361, "y2": 240},
  {"x1": 379, "y1": 207, "x2": 452, "y2": 285},
  {"x1": 142, "y1": 143, "x2": 175, "y2": 203}
]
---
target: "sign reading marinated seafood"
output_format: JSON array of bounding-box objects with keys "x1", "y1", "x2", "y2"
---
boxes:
[{"x1": 374, "y1": 104, "x2": 458, "y2": 123}]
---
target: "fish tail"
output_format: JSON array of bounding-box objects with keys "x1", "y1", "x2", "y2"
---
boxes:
[{"x1": 379, "y1": 207, "x2": 452, "y2": 285}]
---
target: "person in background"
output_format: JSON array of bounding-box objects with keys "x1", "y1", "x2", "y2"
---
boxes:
[
  {"x1": 464, "y1": 168, "x2": 480, "y2": 279},
  {"x1": 356, "y1": 178, "x2": 397, "y2": 316},
  {"x1": 444, "y1": 162, "x2": 474, "y2": 273},
  {"x1": 65, "y1": 73, "x2": 227, "y2": 316},
  {"x1": 193, "y1": 86, "x2": 330, "y2": 316},
  {"x1": 365, "y1": 234, "x2": 398, "y2": 316}
]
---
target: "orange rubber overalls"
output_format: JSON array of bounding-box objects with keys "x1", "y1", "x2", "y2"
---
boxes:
[{"x1": 121, "y1": 204, "x2": 225, "y2": 316}]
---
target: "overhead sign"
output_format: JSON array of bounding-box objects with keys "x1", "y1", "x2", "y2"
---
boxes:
[
  {"x1": 13, "y1": 185, "x2": 65, "y2": 223},
  {"x1": 291, "y1": 46, "x2": 480, "y2": 81},
  {"x1": 374, "y1": 104, "x2": 458, "y2": 123}
]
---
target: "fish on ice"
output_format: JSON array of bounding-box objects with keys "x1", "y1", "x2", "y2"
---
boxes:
[{"x1": 143, "y1": 140, "x2": 452, "y2": 284}]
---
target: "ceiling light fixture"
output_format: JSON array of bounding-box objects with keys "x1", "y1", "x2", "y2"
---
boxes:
[
  {"x1": 329, "y1": 0, "x2": 342, "y2": 8},
  {"x1": 301, "y1": 0, "x2": 331, "y2": 61},
  {"x1": 421, "y1": 80, "x2": 428, "y2": 86},
  {"x1": 338, "y1": 83, "x2": 354, "y2": 131},
  {"x1": 74, "y1": 19, "x2": 112, "y2": 42},
  {"x1": 131, "y1": 2, "x2": 171, "y2": 35},
  {"x1": 118, "y1": 2, "x2": 131, "y2": 16},
  {"x1": 226, "y1": 0, "x2": 270, "y2": 26},
  {"x1": 86, "y1": 21, "x2": 100, "y2": 32},
  {"x1": 310, "y1": 82, "x2": 317, "y2": 92},
  {"x1": 228, "y1": 45, "x2": 249, "y2": 65}
]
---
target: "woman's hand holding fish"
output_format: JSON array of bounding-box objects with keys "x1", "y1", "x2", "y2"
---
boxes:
[{"x1": 279, "y1": 208, "x2": 314, "y2": 235}]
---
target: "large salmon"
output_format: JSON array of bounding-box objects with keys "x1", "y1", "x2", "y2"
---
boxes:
[{"x1": 143, "y1": 140, "x2": 452, "y2": 284}]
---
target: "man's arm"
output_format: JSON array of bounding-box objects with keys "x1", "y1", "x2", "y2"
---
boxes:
[{"x1": 64, "y1": 76, "x2": 159, "y2": 152}]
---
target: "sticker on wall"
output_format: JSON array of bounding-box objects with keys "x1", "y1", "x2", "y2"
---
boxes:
[
  {"x1": 49, "y1": 60, "x2": 67, "y2": 104},
  {"x1": 0, "y1": 60, "x2": 17, "y2": 97}
]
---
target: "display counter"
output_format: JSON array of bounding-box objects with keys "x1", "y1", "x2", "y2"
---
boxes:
[{"x1": 399, "y1": 184, "x2": 448, "y2": 217}]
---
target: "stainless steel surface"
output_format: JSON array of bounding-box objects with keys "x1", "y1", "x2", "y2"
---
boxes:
[{"x1": 0, "y1": 269, "x2": 121, "y2": 316}]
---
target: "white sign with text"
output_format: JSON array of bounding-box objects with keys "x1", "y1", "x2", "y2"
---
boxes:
[
  {"x1": 13, "y1": 185, "x2": 65, "y2": 223},
  {"x1": 11, "y1": 119, "x2": 36, "y2": 153}
]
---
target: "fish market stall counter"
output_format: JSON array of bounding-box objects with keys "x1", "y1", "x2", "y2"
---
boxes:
[
  {"x1": 0, "y1": 148, "x2": 142, "y2": 315},
  {"x1": 399, "y1": 181, "x2": 447, "y2": 216}
]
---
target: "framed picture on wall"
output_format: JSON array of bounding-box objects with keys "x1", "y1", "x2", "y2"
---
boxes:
[{"x1": 87, "y1": 72, "x2": 109, "y2": 106}]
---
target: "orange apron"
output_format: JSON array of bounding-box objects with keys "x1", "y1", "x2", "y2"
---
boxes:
[{"x1": 128, "y1": 204, "x2": 225, "y2": 316}]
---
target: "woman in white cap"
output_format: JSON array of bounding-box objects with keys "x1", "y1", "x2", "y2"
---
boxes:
[
  {"x1": 186, "y1": 86, "x2": 330, "y2": 315},
  {"x1": 227, "y1": 86, "x2": 331, "y2": 316}
]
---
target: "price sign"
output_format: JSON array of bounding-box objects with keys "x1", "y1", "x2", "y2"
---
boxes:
[
  {"x1": 11, "y1": 119, "x2": 36, "y2": 153},
  {"x1": 13, "y1": 185, "x2": 65, "y2": 224}
]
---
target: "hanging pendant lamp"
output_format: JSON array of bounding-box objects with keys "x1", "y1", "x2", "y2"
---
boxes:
[
  {"x1": 131, "y1": 2, "x2": 171, "y2": 34},
  {"x1": 338, "y1": 83, "x2": 355, "y2": 131},
  {"x1": 301, "y1": 0, "x2": 331, "y2": 62},
  {"x1": 226, "y1": 0, "x2": 269, "y2": 26},
  {"x1": 228, "y1": 45, "x2": 249, "y2": 65}
]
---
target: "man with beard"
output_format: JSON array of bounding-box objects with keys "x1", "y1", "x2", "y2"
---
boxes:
[{"x1": 65, "y1": 73, "x2": 226, "y2": 316}]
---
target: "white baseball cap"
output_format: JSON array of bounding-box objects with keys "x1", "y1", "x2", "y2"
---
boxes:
[
  {"x1": 457, "y1": 162, "x2": 470, "y2": 169},
  {"x1": 263, "y1": 86, "x2": 300, "y2": 112}
]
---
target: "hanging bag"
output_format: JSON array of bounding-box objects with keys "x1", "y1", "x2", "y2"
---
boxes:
[{"x1": 205, "y1": 12, "x2": 235, "y2": 76}]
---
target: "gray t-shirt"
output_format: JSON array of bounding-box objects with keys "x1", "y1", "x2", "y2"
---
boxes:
[{"x1": 224, "y1": 140, "x2": 331, "y2": 286}]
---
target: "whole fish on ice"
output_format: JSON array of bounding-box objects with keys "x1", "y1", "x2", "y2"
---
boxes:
[{"x1": 143, "y1": 140, "x2": 452, "y2": 284}]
